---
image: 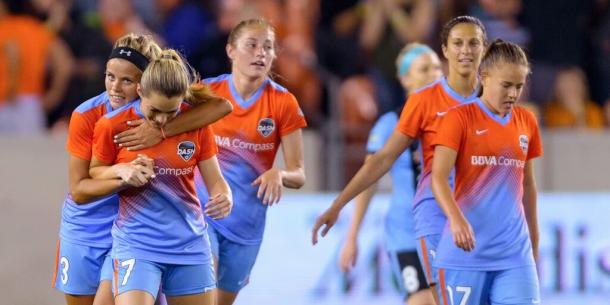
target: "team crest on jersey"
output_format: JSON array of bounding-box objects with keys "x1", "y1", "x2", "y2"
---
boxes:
[
  {"x1": 519, "y1": 135, "x2": 529, "y2": 155},
  {"x1": 177, "y1": 141, "x2": 196, "y2": 161},
  {"x1": 257, "y1": 118, "x2": 275, "y2": 137}
]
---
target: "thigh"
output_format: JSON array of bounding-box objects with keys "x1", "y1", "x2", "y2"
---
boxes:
[
  {"x1": 438, "y1": 268, "x2": 491, "y2": 305},
  {"x1": 216, "y1": 236, "x2": 262, "y2": 293},
  {"x1": 53, "y1": 239, "x2": 109, "y2": 295},
  {"x1": 92, "y1": 280, "x2": 113, "y2": 305},
  {"x1": 162, "y1": 262, "x2": 216, "y2": 297},
  {"x1": 389, "y1": 250, "x2": 429, "y2": 296},
  {"x1": 166, "y1": 289, "x2": 214, "y2": 305},
  {"x1": 489, "y1": 265, "x2": 540, "y2": 305},
  {"x1": 113, "y1": 258, "x2": 162, "y2": 300},
  {"x1": 415, "y1": 234, "x2": 441, "y2": 285}
]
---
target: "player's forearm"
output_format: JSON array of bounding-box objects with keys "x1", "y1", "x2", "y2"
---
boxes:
[
  {"x1": 71, "y1": 178, "x2": 125, "y2": 204},
  {"x1": 331, "y1": 152, "x2": 395, "y2": 213},
  {"x1": 207, "y1": 179, "x2": 233, "y2": 202},
  {"x1": 346, "y1": 181, "x2": 378, "y2": 242},
  {"x1": 523, "y1": 183, "x2": 539, "y2": 258},
  {"x1": 89, "y1": 164, "x2": 126, "y2": 180},
  {"x1": 280, "y1": 167, "x2": 305, "y2": 189},
  {"x1": 163, "y1": 97, "x2": 232, "y2": 137},
  {"x1": 431, "y1": 174, "x2": 464, "y2": 224}
]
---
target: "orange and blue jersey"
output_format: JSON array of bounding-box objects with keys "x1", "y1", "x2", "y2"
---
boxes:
[
  {"x1": 396, "y1": 77, "x2": 478, "y2": 238},
  {"x1": 432, "y1": 99, "x2": 542, "y2": 270},
  {"x1": 196, "y1": 74, "x2": 307, "y2": 245},
  {"x1": 59, "y1": 91, "x2": 118, "y2": 247},
  {"x1": 92, "y1": 101, "x2": 217, "y2": 264}
]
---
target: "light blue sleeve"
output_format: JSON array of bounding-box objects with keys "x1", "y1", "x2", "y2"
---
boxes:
[{"x1": 366, "y1": 112, "x2": 399, "y2": 153}]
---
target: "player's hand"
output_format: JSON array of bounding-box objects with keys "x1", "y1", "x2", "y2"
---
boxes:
[
  {"x1": 312, "y1": 207, "x2": 340, "y2": 245},
  {"x1": 114, "y1": 119, "x2": 163, "y2": 151},
  {"x1": 449, "y1": 214, "x2": 475, "y2": 252},
  {"x1": 252, "y1": 168, "x2": 283, "y2": 205},
  {"x1": 204, "y1": 193, "x2": 233, "y2": 219},
  {"x1": 131, "y1": 154, "x2": 154, "y2": 170},
  {"x1": 116, "y1": 163, "x2": 156, "y2": 187},
  {"x1": 338, "y1": 239, "x2": 358, "y2": 273}
]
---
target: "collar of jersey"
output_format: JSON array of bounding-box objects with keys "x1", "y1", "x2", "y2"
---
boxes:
[
  {"x1": 228, "y1": 74, "x2": 268, "y2": 109},
  {"x1": 475, "y1": 98, "x2": 511, "y2": 125},
  {"x1": 441, "y1": 77, "x2": 479, "y2": 103},
  {"x1": 133, "y1": 100, "x2": 145, "y2": 118}
]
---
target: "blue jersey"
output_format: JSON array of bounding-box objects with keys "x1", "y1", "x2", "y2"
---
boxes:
[
  {"x1": 60, "y1": 92, "x2": 118, "y2": 247},
  {"x1": 196, "y1": 74, "x2": 307, "y2": 245},
  {"x1": 92, "y1": 101, "x2": 217, "y2": 264},
  {"x1": 432, "y1": 101, "x2": 543, "y2": 270},
  {"x1": 366, "y1": 112, "x2": 417, "y2": 251}
]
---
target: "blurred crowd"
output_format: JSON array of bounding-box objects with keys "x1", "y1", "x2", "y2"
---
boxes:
[{"x1": 0, "y1": 0, "x2": 609, "y2": 135}]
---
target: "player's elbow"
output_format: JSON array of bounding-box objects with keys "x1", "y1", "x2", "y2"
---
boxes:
[
  {"x1": 70, "y1": 189, "x2": 90, "y2": 204},
  {"x1": 219, "y1": 98, "x2": 233, "y2": 115}
]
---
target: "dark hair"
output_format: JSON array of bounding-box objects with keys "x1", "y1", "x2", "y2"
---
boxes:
[
  {"x1": 477, "y1": 39, "x2": 530, "y2": 96},
  {"x1": 440, "y1": 16, "x2": 487, "y2": 47}
]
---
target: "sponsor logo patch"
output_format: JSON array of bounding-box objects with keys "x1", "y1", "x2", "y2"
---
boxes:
[
  {"x1": 257, "y1": 118, "x2": 275, "y2": 137},
  {"x1": 177, "y1": 141, "x2": 196, "y2": 161}
]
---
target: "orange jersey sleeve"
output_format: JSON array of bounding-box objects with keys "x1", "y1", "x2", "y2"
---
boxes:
[
  {"x1": 197, "y1": 126, "x2": 218, "y2": 161},
  {"x1": 396, "y1": 93, "x2": 425, "y2": 139},
  {"x1": 524, "y1": 110, "x2": 543, "y2": 160},
  {"x1": 92, "y1": 117, "x2": 120, "y2": 164},
  {"x1": 66, "y1": 112, "x2": 96, "y2": 160},
  {"x1": 433, "y1": 106, "x2": 467, "y2": 152},
  {"x1": 276, "y1": 91, "x2": 307, "y2": 137}
]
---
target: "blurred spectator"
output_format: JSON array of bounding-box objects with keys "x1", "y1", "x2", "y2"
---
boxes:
[
  {"x1": 544, "y1": 67, "x2": 605, "y2": 130},
  {"x1": 360, "y1": 0, "x2": 436, "y2": 114},
  {"x1": 315, "y1": 0, "x2": 367, "y2": 79},
  {"x1": 98, "y1": 0, "x2": 159, "y2": 44},
  {"x1": 471, "y1": 0, "x2": 529, "y2": 46},
  {"x1": 591, "y1": 2, "x2": 610, "y2": 125},
  {"x1": 197, "y1": 0, "x2": 254, "y2": 77},
  {"x1": 157, "y1": 0, "x2": 215, "y2": 63},
  {"x1": 0, "y1": 0, "x2": 73, "y2": 133},
  {"x1": 522, "y1": 0, "x2": 596, "y2": 105},
  {"x1": 31, "y1": 0, "x2": 114, "y2": 130},
  {"x1": 273, "y1": 0, "x2": 322, "y2": 127}
]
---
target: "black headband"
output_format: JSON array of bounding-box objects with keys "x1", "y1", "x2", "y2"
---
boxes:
[{"x1": 108, "y1": 47, "x2": 149, "y2": 71}]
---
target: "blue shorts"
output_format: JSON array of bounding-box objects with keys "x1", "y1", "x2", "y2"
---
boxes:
[
  {"x1": 416, "y1": 234, "x2": 441, "y2": 286},
  {"x1": 112, "y1": 258, "x2": 216, "y2": 299},
  {"x1": 52, "y1": 239, "x2": 111, "y2": 295},
  {"x1": 208, "y1": 225, "x2": 262, "y2": 292},
  {"x1": 438, "y1": 265, "x2": 540, "y2": 305},
  {"x1": 388, "y1": 250, "x2": 429, "y2": 296}
]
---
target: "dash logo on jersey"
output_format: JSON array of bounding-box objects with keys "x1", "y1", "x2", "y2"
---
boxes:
[
  {"x1": 519, "y1": 135, "x2": 529, "y2": 155},
  {"x1": 178, "y1": 141, "x2": 196, "y2": 161},
  {"x1": 257, "y1": 118, "x2": 275, "y2": 137}
]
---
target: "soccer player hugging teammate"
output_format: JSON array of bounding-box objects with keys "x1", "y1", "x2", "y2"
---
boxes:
[
  {"x1": 431, "y1": 40, "x2": 542, "y2": 305},
  {"x1": 89, "y1": 49, "x2": 233, "y2": 305},
  {"x1": 53, "y1": 33, "x2": 230, "y2": 305},
  {"x1": 194, "y1": 19, "x2": 307, "y2": 305},
  {"x1": 338, "y1": 43, "x2": 441, "y2": 305},
  {"x1": 312, "y1": 16, "x2": 487, "y2": 305}
]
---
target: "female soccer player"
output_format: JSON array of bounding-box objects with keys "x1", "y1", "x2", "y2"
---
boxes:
[
  {"x1": 313, "y1": 16, "x2": 487, "y2": 304},
  {"x1": 53, "y1": 33, "x2": 231, "y2": 305},
  {"x1": 195, "y1": 19, "x2": 307, "y2": 305},
  {"x1": 90, "y1": 48, "x2": 232, "y2": 305},
  {"x1": 338, "y1": 43, "x2": 441, "y2": 305},
  {"x1": 431, "y1": 39, "x2": 541, "y2": 305}
]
